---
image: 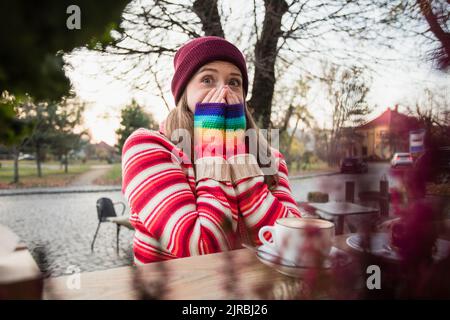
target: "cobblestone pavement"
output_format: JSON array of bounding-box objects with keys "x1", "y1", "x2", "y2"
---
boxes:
[{"x1": 0, "y1": 191, "x2": 134, "y2": 278}]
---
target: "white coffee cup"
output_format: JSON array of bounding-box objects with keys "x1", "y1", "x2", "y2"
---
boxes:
[{"x1": 258, "y1": 218, "x2": 335, "y2": 266}]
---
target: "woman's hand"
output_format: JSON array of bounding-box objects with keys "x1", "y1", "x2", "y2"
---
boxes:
[
  {"x1": 193, "y1": 86, "x2": 246, "y2": 160},
  {"x1": 223, "y1": 89, "x2": 247, "y2": 158},
  {"x1": 200, "y1": 86, "x2": 227, "y2": 104},
  {"x1": 224, "y1": 87, "x2": 243, "y2": 105},
  {"x1": 198, "y1": 85, "x2": 242, "y2": 104},
  {"x1": 193, "y1": 87, "x2": 227, "y2": 160}
]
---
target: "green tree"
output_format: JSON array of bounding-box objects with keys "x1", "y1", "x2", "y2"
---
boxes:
[
  {"x1": 17, "y1": 102, "x2": 57, "y2": 177},
  {"x1": 0, "y1": 0, "x2": 129, "y2": 146},
  {"x1": 115, "y1": 100, "x2": 158, "y2": 153},
  {"x1": 50, "y1": 98, "x2": 87, "y2": 174},
  {"x1": 0, "y1": 92, "x2": 33, "y2": 183},
  {"x1": 0, "y1": 0, "x2": 129, "y2": 101},
  {"x1": 15, "y1": 97, "x2": 86, "y2": 176}
]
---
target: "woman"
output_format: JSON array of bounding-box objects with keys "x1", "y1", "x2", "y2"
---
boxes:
[{"x1": 122, "y1": 36, "x2": 302, "y2": 265}]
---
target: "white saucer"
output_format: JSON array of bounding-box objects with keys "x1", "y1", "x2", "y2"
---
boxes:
[
  {"x1": 255, "y1": 245, "x2": 352, "y2": 278},
  {"x1": 346, "y1": 233, "x2": 450, "y2": 261}
]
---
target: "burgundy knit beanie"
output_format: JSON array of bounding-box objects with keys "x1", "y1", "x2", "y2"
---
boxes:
[{"x1": 171, "y1": 36, "x2": 248, "y2": 105}]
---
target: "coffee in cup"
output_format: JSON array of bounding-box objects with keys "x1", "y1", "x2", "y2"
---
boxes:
[{"x1": 258, "y1": 218, "x2": 335, "y2": 267}]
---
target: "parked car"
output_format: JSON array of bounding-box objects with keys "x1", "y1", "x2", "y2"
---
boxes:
[
  {"x1": 391, "y1": 152, "x2": 413, "y2": 168},
  {"x1": 18, "y1": 153, "x2": 35, "y2": 161},
  {"x1": 340, "y1": 157, "x2": 368, "y2": 173}
]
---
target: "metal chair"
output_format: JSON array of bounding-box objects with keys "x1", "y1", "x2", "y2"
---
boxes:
[{"x1": 91, "y1": 197, "x2": 129, "y2": 254}]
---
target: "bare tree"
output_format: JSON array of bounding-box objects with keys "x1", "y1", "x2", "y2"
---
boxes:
[
  {"x1": 272, "y1": 77, "x2": 315, "y2": 157},
  {"x1": 407, "y1": 86, "x2": 450, "y2": 146},
  {"x1": 80, "y1": 0, "x2": 409, "y2": 130},
  {"x1": 322, "y1": 63, "x2": 371, "y2": 165},
  {"x1": 410, "y1": 87, "x2": 449, "y2": 128},
  {"x1": 377, "y1": 0, "x2": 450, "y2": 70},
  {"x1": 415, "y1": 0, "x2": 450, "y2": 70},
  {"x1": 248, "y1": 0, "x2": 289, "y2": 128},
  {"x1": 273, "y1": 77, "x2": 314, "y2": 133}
]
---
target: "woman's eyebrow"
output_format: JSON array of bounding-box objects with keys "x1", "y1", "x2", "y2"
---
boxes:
[{"x1": 197, "y1": 67, "x2": 242, "y2": 78}]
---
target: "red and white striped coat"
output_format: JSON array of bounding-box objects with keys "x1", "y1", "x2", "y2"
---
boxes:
[{"x1": 121, "y1": 128, "x2": 302, "y2": 265}]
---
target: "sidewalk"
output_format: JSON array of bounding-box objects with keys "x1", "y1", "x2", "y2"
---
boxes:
[
  {"x1": 0, "y1": 185, "x2": 121, "y2": 197},
  {"x1": 0, "y1": 170, "x2": 339, "y2": 196},
  {"x1": 69, "y1": 165, "x2": 112, "y2": 187},
  {"x1": 0, "y1": 165, "x2": 120, "y2": 196},
  {"x1": 289, "y1": 170, "x2": 340, "y2": 180}
]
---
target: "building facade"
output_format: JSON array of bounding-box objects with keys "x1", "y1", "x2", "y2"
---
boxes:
[{"x1": 354, "y1": 106, "x2": 420, "y2": 160}]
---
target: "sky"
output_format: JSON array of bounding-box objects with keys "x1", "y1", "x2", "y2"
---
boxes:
[{"x1": 63, "y1": 0, "x2": 450, "y2": 146}]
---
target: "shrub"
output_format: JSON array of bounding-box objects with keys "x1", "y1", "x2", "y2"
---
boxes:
[{"x1": 307, "y1": 192, "x2": 329, "y2": 203}]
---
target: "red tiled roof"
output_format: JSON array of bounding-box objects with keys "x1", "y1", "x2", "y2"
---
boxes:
[
  {"x1": 357, "y1": 107, "x2": 418, "y2": 131},
  {"x1": 357, "y1": 108, "x2": 391, "y2": 129}
]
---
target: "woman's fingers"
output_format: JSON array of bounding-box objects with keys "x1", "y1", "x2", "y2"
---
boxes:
[
  {"x1": 202, "y1": 88, "x2": 217, "y2": 103},
  {"x1": 211, "y1": 86, "x2": 226, "y2": 103},
  {"x1": 224, "y1": 90, "x2": 232, "y2": 104},
  {"x1": 201, "y1": 86, "x2": 243, "y2": 104},
  {"x1": 227, "y1": 89, "x2": 240, "y2": 104},
  {"x1": 208, "y1": 86, "x2": 221, "y2": 103},
  {"x1": 217, "y1": 87, "x2": 227, "y2": 103}
]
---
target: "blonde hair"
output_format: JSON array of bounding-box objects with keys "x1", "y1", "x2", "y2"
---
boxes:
[{"x1": 164, "y1": 90, "x2": 279, "y2": 190}]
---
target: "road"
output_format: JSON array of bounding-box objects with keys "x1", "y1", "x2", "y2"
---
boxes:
[{"x1": 290, "y1": 162, "x2": 402, "y2": 202}]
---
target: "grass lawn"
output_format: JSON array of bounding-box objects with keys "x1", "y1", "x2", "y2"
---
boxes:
[
  {"x1": 0, "y1": 160, "x2": 92, "y2": 189},
  {"x1": 94, "y1": 163, "x2": 122, "y2": 186},
  {"x1": 288, "y1": 160, "x2": 338, "y2": 176}
]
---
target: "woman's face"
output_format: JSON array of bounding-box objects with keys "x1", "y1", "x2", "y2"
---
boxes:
[{"x1": 185, "y1": 60, "x2": 244, "y2": 113}]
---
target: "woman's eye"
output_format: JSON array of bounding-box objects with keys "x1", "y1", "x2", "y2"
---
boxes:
[
  {"x1": 201, "y1": 76, "x2": 213, "y2": 85},
  {"x1": 229, "y1": 79, "x2": 241, "y2": 87}
]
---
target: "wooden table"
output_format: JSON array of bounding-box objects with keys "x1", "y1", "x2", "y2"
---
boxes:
[
  {"x1": 308, "y1": 201, "x2": 379, "y2": 235},
  {"x1": 43, "y1": 235, "x2": 358, "y2": 300},
  {"x1": 0, "y1": 224, "x2": 42, "y2": 299}
]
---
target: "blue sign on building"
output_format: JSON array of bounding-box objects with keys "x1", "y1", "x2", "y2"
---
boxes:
[{"x1": 409, "y1": 129, "x2": 426, "y2": 153}]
